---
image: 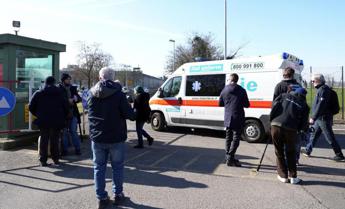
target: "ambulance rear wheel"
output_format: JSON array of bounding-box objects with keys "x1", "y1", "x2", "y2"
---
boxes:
[
  {"x1": 243, "y1": 119, "x2": 265, "y2": 143},
  {"x1": 151, "y1": 112, "x2": 166, "y2": 131}
]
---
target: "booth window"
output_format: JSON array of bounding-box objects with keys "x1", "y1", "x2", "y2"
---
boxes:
[{"x1": 16, "y1": 50, "x2": 53, "y2": 98}]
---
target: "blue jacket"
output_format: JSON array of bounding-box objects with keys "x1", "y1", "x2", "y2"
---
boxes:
[
  {"x1": 29, "y1": 85, "x2": 69, "y2": 129},
  {"x1": 219, "y1": 84, "x2": 250, "y2": 129},
  {"x1": 88, "y1": 80, "x2": 135, "y2": 144},
  {"x1": 312, "y1": 84, "x2": 332, "y2": 120}
]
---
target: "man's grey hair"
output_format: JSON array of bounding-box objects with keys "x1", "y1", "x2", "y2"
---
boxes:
[
  {"x1": 312, "y1": 73, "x2": 325, "y2": 84},
  {"x1": 99, "y1": 67, "x2": 115, "y2": 81}
]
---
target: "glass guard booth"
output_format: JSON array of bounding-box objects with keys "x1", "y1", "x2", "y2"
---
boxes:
[{"x1": 0, "y1": 33, "x2": 66, "y2": 135}]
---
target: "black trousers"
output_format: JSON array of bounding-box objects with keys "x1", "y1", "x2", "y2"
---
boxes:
[
  {"x1": 39, "y1": 128, "x2": 61, "y2": 163},
  {"x1": 225, "y1": 128, "x2": 242, "y2": 161},
  {"x1": 271, "y1": 126, "x2": 297, "y2": 178}
]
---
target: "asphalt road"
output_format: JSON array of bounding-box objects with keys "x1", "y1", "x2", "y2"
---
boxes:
[{"x1": 0, "y1": 122, "x2": 344, "y2": 209}]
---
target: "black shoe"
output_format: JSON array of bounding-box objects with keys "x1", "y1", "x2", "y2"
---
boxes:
[
  {"x1": 113, "y1": 193, "x2": 125, "y2": 205},
  {"x1": 75, "y1": 149, "x2": 81, "y2": 156},
  {"x1": 98, "y1": 196, "x2": 110, "y2": 209},
  {"x1": 333, "y1": 155, "x2": 345, "y2": 162},
  {"x1": 40, "y1": 162, "x2": 49, "y2": 167},
  {"x1": 61, "y1": 151, "x2": 68, "y2": 156},
  {"x1": 134, "y1": 144, "x2": 144, "y2": 149},
  {"x1": 226, "y1": 159, "x2": 242, "y2": 167},
  {"x1": 301, "y1": 149, "x2": 311, "y2": 157},
  {"x1": 53, "y1": 160, "x2": 60, "y2": 165},
  {"x1": 147, "y1": 137, "x2": 154, "y2": 146}
]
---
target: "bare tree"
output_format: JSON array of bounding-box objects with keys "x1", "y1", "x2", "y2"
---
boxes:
[
  {"x1": 75, "y1": 42, "x2": 113, "y2": 88},
  {"x1": 165, "y1": 33, "x2": 247, "y2": 75}
]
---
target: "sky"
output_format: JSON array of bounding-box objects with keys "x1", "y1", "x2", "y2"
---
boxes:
[{"x1": 1, "y1": 0, "x2": 345, "y2": 78}]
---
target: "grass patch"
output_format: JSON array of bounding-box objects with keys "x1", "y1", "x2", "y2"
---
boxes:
[{"x1": 306, "y1": 87, "x2": 345, "y2": 119}]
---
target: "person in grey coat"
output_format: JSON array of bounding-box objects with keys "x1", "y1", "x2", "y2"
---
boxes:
[
  {"x1": 88, "y1": 68, "x2": 135, "y2": 208},
  {"x1": 219, "y1": 73, "x2": 250, "y2": 167}
]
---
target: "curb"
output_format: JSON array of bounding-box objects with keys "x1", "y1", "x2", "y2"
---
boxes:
[{"x1": 0, "y1": 132, "x2": 40, "y2": 150}]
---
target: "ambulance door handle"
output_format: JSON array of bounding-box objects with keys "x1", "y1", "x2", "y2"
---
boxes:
[{"x1": 177, "y1": 97, "x2": 183, "y2": 105}]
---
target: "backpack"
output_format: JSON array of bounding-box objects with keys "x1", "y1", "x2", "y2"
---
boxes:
[{"x1": 329, "y1": 88, "x2": 340, "y2": 115}]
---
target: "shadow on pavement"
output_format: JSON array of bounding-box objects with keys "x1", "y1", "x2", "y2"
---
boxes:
[
  {"x1": 301, "y1": 180, "x2": 345, "y2": 188},
  {"x1": 53, "y1": 163, "x2": 208, "y2": 189},
  {"x1": 99, "y1": 197, "x2": 162, "y2": 209},
  {"x1": 1, "y1": 129, "x2": 344, "y2": 194}
]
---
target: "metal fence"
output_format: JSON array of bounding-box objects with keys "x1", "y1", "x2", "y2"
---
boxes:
[{"x1": 301, "y1": 66, "x2": 345, "y2": 120}]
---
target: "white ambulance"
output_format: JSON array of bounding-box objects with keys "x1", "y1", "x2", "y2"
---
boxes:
[{"x1": 149, "y1": 53, "x2": 304, "y2": 142}]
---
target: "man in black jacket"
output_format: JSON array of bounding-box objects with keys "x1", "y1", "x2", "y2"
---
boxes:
[
  {"x1": 270, "y1": 87, "x2": 309, "y2": 184},
  {"x1": 302, "y1": 74, "x2": 344, "y2": 161},
  {"x1": 133, "y1": 85, "x2": 154, "y2": 148},
  {"x1": 219, "y1": 73, "x2": 250, "y2": 167},
  {"x1": 88, "y1": 67, "x2": 135, "y2": 208},
  {"x1": 273, "y1": 67, "x2": 299, "y2": 100},
  {"x1": 29, "y1": 76, "x2": 69, "y2": 166},
  {"x1": 58, "y1": 73, "x2": 82, "y2": 156}
]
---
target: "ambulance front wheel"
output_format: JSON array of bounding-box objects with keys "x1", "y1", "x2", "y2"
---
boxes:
[
  {"x1": 243, "y1": 119, "x2": 265, "y2": 143},
  {"x1": 151, "y1": 112, "x2": 166, "y2": 131}
]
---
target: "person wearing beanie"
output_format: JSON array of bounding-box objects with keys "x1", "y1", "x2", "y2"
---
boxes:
[
  {"x1": 29, "y1": 76, "x2": 69, "y2": 166},
  {"x1": 58, "y1": 73, "x2": 82, "y2": 156},
  {"x1": 133, "y1": 85, "x2": 154, "y2": 148},
  {"x1": 270, "y1": 86, "x2": 309, "y2": 184}
]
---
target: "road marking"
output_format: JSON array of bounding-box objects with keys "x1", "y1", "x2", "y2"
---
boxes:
[
  {"x1": 182, "y1": 154, "x2": 201, "y2": 169},
  {"x1": 165, "y1": 134, "x2": 187, "y2": 145},
  {"x1": 149, "y1": 150, "x2": 179, "y2": 167},
  {"x1": 125, "y1": 150, "x2": 152, "y2": 163},
  {"x1": 332, "y1": 128, "x2": 345, "y2": 131}
]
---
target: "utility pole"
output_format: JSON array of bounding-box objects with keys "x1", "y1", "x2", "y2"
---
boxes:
[
  {"x1": 169, "y1": 39, "x2": 176, "y2": 71},
  {"x1": 224, "y1": 0, "x2": 227, "y2": 60},
  {"x1": 341, "y1": 66, "x2": 344, "y2": 120}
]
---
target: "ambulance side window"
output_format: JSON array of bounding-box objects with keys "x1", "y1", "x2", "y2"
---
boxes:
[
  {"x1": 186, "y1": 74, "x2": 225, "y2": 96},
  {"x1": 162, "y1": 79, "x2": 173, "y2": 97},
  {"x1": 171, "y1": 77, "x2": 182, "y2": 96},
  {"x1": 162, "y1": 76, "x2": 182, "y2": 97}
]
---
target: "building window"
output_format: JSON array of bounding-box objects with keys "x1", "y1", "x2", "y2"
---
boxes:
[{"x1": 186, "y1": 74, "x2": 225, "y2": 96}]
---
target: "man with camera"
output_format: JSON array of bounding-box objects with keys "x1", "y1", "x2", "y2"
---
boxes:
[
  {"x1": 58, "y1": 73, "x2": 82, "y2": 156},
  {"x1": 270, "y1": 87, "x2": 309, "y2": 184}
]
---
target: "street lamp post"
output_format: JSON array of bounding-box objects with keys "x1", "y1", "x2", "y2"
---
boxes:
[
  {"x1": 224, "y1": 0, "x2": 227, "y2": 60},
  {"x1": 169, "y1": 39, "x2": 176, "y2": 72}
]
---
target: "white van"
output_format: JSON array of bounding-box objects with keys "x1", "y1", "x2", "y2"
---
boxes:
[{"x1": 149, "y1": 53, "x2": 304, "y2": 142}]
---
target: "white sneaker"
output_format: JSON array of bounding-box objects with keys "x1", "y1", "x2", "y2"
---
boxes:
[
  {"x1": 277, "y1": 175, "x2": 288, "y2": 183},
  {"x1": 290, "y1": 177, "x2": 302, "y2": 185}
]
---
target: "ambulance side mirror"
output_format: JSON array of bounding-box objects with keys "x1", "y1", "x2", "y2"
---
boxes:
[{"x1": 157, "y1": 88, "x2": 164, "y2": 98}]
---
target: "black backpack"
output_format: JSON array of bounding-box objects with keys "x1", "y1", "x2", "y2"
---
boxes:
[{"x1": 329, "y1": 88, "x2": 340, "y2": 115}]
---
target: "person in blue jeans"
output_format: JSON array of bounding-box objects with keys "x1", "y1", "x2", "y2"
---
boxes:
[
  {"x1": 88, "y1": 67, "x2": 135, "y2": 209},
  {"x1": 62, "y1": 116, "x2": 81, "y2": 155},
  {"x1": 133, "y1": 85, "x2": 154, "y2": 148},
  {"x1": 58, "y1": 73, "x2": 82, "y2": 156},
  {"x1": 302, "y1": 74, "x2": 344, "y2": 162}
]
